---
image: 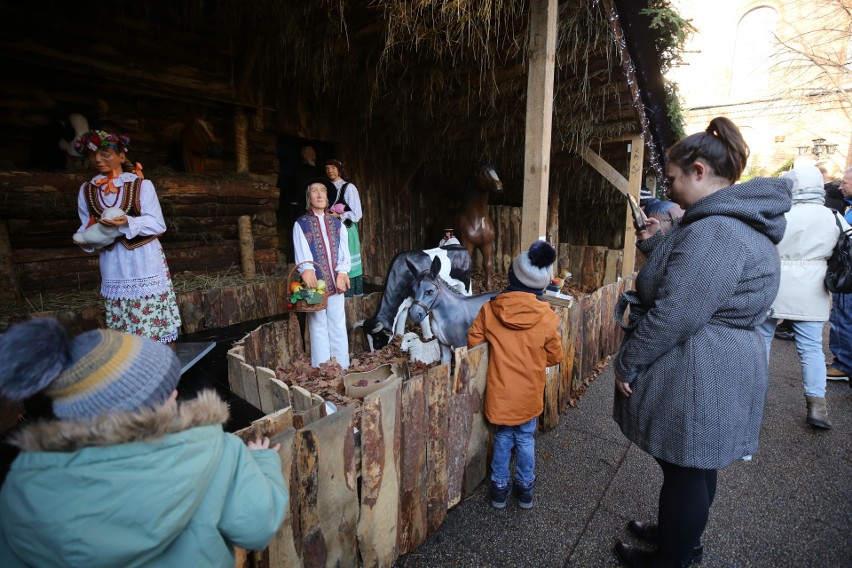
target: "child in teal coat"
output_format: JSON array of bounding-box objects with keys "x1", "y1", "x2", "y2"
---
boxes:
[{"x1": 0, "y1": 318, "x2": 288, "y2": 567}]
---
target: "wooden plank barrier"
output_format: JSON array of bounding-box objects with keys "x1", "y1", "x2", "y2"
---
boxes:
[
  {"x1": 397, "y1": 374, "x2": 428, "y2": 554},
  {"x1": 456, "y1": 344, "x2": 489, "y2": 499},
  {"x1": 358, "y1": 377, "x2": 402, "y2": 567},
  {"x1": 226, "y1": 277, "x2": 630, "y2": 567},
  {"x1": 294, "y1": 407, "x2": 359, "y2": 568},
  {"x1": 424, "y1": 363, "x2": 451, "y2": 533}
]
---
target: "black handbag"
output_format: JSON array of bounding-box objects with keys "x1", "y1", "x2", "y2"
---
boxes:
[{"x1": 825, "y1": 213, "x2": 852, "y2": 293}]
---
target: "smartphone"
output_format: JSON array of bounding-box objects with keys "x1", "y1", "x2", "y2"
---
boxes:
[{"x1": 627, "y1": 194, "x2": 646, "y2": 231}]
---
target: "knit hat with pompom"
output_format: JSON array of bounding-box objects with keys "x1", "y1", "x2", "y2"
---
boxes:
[
  {"x1": 507, "y1": 240, "x2": 557, "y2": 294},
  {"x1": 0, "y1": 318, "x2": 180, "y2": 421}
]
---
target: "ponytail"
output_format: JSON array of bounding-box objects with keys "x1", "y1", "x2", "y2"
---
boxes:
[{"x1": 668, "y1": 117, "x2": 749, "y2": 182}]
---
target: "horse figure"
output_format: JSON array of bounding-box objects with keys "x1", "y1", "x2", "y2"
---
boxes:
[
  {"x1": 406, "y1": 256, "x2": 498, "y2": 363},
  {"x1": 454, "y1": 164, "x2": 503, "y2": 289}
]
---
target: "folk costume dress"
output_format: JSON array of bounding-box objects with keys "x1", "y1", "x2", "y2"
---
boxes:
[
  {"x1": 77, "y1": 172, "x2": 182, "y2": 342},
  {"x1": 330, "y1": 178, "x2": 363, "y2": 297},
  {"x1": 293, "y1": 210, "x2": 351, "y2": 368}
]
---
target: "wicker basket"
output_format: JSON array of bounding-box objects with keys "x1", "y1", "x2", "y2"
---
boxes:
[{"x1": 286, "y1": 261, "x2": 329, "y2": 312}]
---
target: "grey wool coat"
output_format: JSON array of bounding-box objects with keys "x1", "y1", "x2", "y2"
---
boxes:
[{"x1": 613, "y1": 177, "x2": 792, "y2": 469}]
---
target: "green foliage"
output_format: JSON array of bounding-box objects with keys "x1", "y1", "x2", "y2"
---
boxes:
[
  {"x1": 640, "y1": 1, "x2": 697, "y2": 74},
  {"x1": 770, "y1": 157, "x2": 795, "y2": 178},
  {"x1": 664, "y1": 82, "x2": 686, "y2": 141}
]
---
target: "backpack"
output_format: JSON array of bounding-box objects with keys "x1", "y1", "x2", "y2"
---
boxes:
[{"x1": 825, "y1": 213, "x2": 852, "y2": 293}]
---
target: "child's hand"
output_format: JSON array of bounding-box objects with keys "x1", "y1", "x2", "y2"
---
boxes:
[{"x1": 247, "y1": 436, "x2": 281, "y2": 452}]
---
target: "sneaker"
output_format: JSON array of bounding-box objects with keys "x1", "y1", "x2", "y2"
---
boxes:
[
  {"x1": 490, "y1": 482, "x2": 510, "y2": 509},
  {"x1": 512, "y1": 481, "x2": 534, "y2": 509},
  {"x1": 774, "y1": 329, "x2": 795, "y2": 341},
  {"x1": 826, "y1": 367, "x2": 849, "y2": 381}
]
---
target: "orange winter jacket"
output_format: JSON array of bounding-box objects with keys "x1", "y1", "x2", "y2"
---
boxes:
[{"x1": 468, "y1": 291, "x2": 562, "y2": 426}]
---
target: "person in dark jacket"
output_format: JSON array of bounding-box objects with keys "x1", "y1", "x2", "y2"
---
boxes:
[
  {"x1": 827, "y1": 166, "x2": 852, "y2": 382},
  {"x1": 612, "y1": 117, "x2": 792, "y2": 568}
]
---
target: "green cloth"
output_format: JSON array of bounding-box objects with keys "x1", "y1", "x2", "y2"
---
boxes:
[
  {"x1": 347, "y1": 222, "x2": 363, "y2": 278},
  {"x1": 0, "y1": 424, "x2": 287, "y2": 567}
]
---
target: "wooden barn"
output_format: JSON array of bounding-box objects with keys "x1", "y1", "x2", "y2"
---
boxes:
[
  {"x1": 0, "y1": 1, "x2": 691, "y2": 565},
  {"x1": 0, "y1": 0, "x2": 684, "y2": 327}
]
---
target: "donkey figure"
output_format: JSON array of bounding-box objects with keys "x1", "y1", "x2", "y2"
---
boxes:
[{"x1": 406, "y1": 256, "x2": 498, "y2": 363}]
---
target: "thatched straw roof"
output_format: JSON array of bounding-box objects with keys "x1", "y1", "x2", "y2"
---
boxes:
[{"x1": 2, "y1": 0, "x2": 685, "y2": 173}]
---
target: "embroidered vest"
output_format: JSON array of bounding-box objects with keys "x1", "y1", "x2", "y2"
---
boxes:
[
  {"x1": 84, "y1": 178, "x2": 162, "y2": 250},
  {"x1": 296, "y1": 213, "x2": 343, "y2": 295}
]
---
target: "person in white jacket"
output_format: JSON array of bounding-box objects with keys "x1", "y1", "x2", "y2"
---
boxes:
[{"x1": 758, "y1": 165, "x2": 851, "y2": 429}]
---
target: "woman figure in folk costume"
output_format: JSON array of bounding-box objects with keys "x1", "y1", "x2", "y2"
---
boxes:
[
  {"x1": 325, "y1": 159, "x2": 363, "y2": 297},
  {"x1": 75, "y1": 130, "x2": 181, "y2": 343}
]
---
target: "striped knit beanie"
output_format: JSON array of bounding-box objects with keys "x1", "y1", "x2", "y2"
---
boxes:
[
  {"x1": 0, "y1": 318, "x2": 180, "y2": 420},
  {"x1": 508, "y1": 240, "x2": 557, "y2": 293}
]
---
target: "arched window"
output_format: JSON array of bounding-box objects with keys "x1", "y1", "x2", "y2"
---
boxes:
[{"x1": 729, "y1": 6, "x2": 779, "y2": 100}]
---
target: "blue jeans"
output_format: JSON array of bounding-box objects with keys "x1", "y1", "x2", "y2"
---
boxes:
[
  {"x1": 829, "y1": 293, "x2": 852, "y2": 374},
  {"x1": 491, "y1": 417, "x2": 536, "y2": 488},
  {"x1": 759, "y1": 318, "x2": 827, "y2": 398}
]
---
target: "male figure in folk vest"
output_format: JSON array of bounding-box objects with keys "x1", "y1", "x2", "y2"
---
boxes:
[{"x1": 293, "y1": 178, "x2": 351, "y2": 368}]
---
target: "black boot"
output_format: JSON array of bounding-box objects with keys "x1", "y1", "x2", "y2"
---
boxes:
[
  {"x1": 626, "y1": 521, "x2": 704, "y2": 565},
  {"x1": 614, "y1": 542, "x2": 657, "y2": 568}
]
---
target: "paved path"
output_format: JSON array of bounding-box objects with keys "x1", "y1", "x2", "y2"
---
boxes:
[{"x1": 396, "y1": 324, "x2": 851, "y2": 567}]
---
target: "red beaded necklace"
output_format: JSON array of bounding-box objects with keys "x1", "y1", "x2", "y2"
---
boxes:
[{"x1": 96, "y1": 181, "x2": 121, "y2": 208}]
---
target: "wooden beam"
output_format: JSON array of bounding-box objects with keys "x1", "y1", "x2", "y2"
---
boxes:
[
  {"x1": 622, "y1": 137, "x2": 644, "y2": 277},
  {"x1": 580, "y1": 146, "x2": 629, "y2": 196},
  {"x1": 521, "y1": 0, "x2": 558, "y2": 249}
]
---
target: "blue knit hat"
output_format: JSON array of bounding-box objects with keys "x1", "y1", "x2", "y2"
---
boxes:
[{"x1": 0, "y1": 318, "x2": 180, "y2": 420}]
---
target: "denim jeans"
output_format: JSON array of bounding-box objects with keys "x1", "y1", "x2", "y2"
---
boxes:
[
  {"x1": 759, "y1": 318, "x2": 827, "y2": 398},
  {"x1": 829, "y1": 292, "x2": 852, "y2": 374},
  {"x1": 491, "y1": 417, "x2": 536, "y2": 488}
]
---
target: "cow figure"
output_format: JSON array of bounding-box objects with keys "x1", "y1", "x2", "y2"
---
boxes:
[{"x1": 354, "y1": 245, "x2": 471, "y2": 351}]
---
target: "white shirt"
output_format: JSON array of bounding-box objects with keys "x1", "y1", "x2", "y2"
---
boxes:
[
  {"x1": 293, "y1": 212, "x2": 351, "y2": 278},
  {"x1": 76, "y1": 172, "x2": 171, "y2": 299},
  {"x1": 330, "y1": 179, "x2": 362, "y2": 224}
]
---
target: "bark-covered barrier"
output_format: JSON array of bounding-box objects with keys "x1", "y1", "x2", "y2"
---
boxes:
[{"x1": 226, "y1": 276, "x2": 632, "y2": 567}]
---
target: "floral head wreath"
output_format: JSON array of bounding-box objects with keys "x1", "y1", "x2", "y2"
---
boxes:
[{"x1": 75, "y1": 130, "x2": 131, "y2": 155}]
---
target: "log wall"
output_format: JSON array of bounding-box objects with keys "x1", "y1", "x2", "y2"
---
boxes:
[
  {"x1": 0, "y1": 171, "x2": 279, "y2": 295},
  {"x1": 226, "y1": 276, "x2": 632, "y2": 567}
]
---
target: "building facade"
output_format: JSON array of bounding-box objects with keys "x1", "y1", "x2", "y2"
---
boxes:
[{"x1": 668, "y1": 0, "x2": 852, "y2": 177}]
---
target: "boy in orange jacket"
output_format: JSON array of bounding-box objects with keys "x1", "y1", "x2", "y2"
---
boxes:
[{"x1": 468, "y1": 240, "x2": 563, "y2": 509}]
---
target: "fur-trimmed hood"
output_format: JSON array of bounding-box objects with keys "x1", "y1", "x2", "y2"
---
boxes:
[
  {"x1": 9, "y1": 389, "x2": 229, "y2": 452},
  {"x1": 0, "y1": 389, "x2": 287, "y2": 568}
]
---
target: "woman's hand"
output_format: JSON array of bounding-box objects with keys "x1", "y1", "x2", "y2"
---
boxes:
[
  {"x1": 615, "y1": 373, "x2": 633, "y2": 397},
  {"x1": 247, "y1": 436, "x2": 281, "y2": 452},
  {"x1": 99, "y1": 215, "x2": 128, "y2": 227},
  {"x1": 301, "y1": 269, "x2": 318, "y2": 289},
  {"x1": 636, "y1": 216, "x2": 661, "y2": 241},
  {"x1": 336, "y1": 272, "x2": 350, "y2": 292}
]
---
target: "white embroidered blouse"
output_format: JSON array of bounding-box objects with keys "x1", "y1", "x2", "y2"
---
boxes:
[{"x1": 76, "y1": 172, "x2": 172, "y2": 299}]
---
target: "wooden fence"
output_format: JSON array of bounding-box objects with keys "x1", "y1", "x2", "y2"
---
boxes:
[
  {"x1": 226, "y1": 276, "x2": 632, "y2": 567},
  {"x1": 486, "y1": 204, "x2": 622, "y2": 288}
]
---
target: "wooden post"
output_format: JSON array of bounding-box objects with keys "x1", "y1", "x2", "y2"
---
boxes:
[
  {"x1": 234, "y1": 107, "x2": 249, "y2": 174},
  {"x1": 520, "y1": 0, "x2": 558, "y2": 249},
  {"x1": 623, "y1": 137, "x2": 644, "y2": 277},
  {"x1": 0, "y1": 221, "x2": 21, "y2": 300},
  {"x1": 238, "y1": 215, "x2": 256, "y2": 278}
]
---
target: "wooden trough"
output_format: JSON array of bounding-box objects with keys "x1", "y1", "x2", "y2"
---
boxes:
[{"x1": 227, "y1": 276, "x2": 632, "y2": 567}]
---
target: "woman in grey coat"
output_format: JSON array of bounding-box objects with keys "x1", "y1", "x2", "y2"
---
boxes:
[{"x1": 612, "y1": 117, "x2": 792, "y2": 568}]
